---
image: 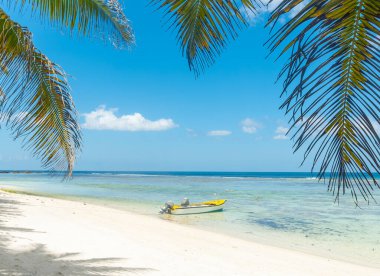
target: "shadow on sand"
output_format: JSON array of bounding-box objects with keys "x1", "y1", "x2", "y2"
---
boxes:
[{"x1": 0, "y1": 195, "x2": 154, "y2": 275}]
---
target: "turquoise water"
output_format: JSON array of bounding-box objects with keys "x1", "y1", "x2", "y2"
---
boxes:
[{"x1": 0, "y1": 171, "x2": 380, "y2": 268}]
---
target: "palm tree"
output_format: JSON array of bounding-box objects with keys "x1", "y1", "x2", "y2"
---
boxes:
[
  {"x1": 2, "y1": 0, "x2": 379, "y2": 204},
  {"x1": 0, "y1": 0, "x2": 134, "y2": 175},
  {"x1": 153, "y1": 0, "x2": 380, "y2": 203}
]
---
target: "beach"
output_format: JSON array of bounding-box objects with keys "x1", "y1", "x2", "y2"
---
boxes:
[
  {"x1": 0, "y1": 190, "x2": 379, "y2": 275},
  {"x1": 1, "y1": 0, "x2": 378, "y2": 274}
]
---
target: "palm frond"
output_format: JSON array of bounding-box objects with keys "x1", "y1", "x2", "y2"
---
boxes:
[
  {"x1": 152, "y1": 0, "x2": 260, "y2": 75},
  {"x1": 267, "y1": 0, "x2": 380, "y2": 203},
  {"x1": 0, "y1": 9, "x2": 81, "y2": 175},
  {"x1": 2, "y1": 0, "x2": 134, "y2": 48}
]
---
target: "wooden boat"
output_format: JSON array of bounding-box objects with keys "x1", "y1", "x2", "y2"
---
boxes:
[{"x1": 160, "y1": 199, "x2": 226, "y2": 215}]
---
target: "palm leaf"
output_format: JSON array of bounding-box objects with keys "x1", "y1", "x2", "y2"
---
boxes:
[
  {"x1": 0, "y1": 9, "x2": 81, "y2": 175},
  {"x1": 152, "y1": 0, "x2": 260, "y2": 75},
  {"x1": 2, "y1": 0, "x2": 134, "y2": 48},
  {"x1": 267, "y1": 0, "x2": 380, "y2": 203}
]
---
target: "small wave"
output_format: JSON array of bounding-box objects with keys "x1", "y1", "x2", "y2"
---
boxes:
[{"x1": 114, "y1": 173, "x2": 163, "y2": 177}]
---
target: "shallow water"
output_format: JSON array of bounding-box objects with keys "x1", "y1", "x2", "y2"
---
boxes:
[{"x1": 0, "y1": 171, "x2": 379, "y2": 268}]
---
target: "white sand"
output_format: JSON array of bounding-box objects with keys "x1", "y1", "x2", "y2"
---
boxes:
[{"x1": 0, "y1": 191, "x2": 379, "y2": 276}]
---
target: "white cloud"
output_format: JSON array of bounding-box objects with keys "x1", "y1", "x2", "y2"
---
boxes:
[
  {"x1": 82, "y1": 106, "x2": 177, "y2": 132},
  {"x1": 240, "y1": 0, "x2": 282, "y2": 25},
  {"x1": 273, "y1": 126, "x2": 289, "y2": 140},
  {"x1": 265, "y1": 0, "x2": 283, "y2": 12},
  {"x1": 241, "y1": 118, "x2": 260, "y2": 134},
  {"x1": 372, "y1": 35, "x2": 380, "y2": 49},
  {"x1": 186, "y1": 128, "x2": 198, "y2": 137},
  {"x1": 371, "y1": 120, "x2": 380, "y2": 134},
  {"x1": 264, "y1": 0, "x2": 307, "y2": 15},
  {"x1": 0, "y1": 111, "x2": 28, "y2": 122},
  {"x1": 207, "y1": 130, "x2": 232, "y2": 136},
  {"x1": 240, "y1": 7, "x2": 258, "y2": 25},
  {"x1": 241, "y1": 0, "x2": 306, "y2": 25},
  {"x1": 290, "y1": 2, "x2": 307, "y2": 18}
]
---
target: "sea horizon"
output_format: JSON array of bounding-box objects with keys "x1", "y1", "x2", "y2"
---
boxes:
[{"x1": 2, "y1": 170, "x2": 380, "y2": 180}]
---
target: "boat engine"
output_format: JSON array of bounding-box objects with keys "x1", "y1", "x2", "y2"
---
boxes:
[
  {"x1": 181, "y1": 198, "x2": 190, "y2": 207},
  {"x1": 159, "y1": 201, "x2": 174, "y2": 214}
]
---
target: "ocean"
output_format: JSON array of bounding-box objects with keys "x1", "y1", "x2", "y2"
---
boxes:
[{"x1": 0, "y1": 171, "x2": 379, "y2": 268}]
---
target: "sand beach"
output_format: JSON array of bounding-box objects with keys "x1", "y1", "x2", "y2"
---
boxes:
[{"x1": 0, "y1": 190, "x2": 379, "y2": 275}]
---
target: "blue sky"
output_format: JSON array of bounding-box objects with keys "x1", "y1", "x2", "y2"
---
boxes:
[{"x1": 0, "y1": 1, "x2": 310, "y2": 172}]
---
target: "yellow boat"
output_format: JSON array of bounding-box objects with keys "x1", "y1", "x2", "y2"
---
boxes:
[{"x1": 160, "y1": 199, "x2": 226, "y2": 215}]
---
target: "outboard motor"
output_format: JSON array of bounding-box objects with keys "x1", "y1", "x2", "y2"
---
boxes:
[
  {"x1": 159, "y1": 201, "x2": 174, "y2": 214},
  {"x1": 181, "y1": 198, "x2": 190, "y2": 207}
]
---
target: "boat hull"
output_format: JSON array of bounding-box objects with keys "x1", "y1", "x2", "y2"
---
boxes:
[{"x1": 171, "y1": 204, "x2": 224, "y2": 215}]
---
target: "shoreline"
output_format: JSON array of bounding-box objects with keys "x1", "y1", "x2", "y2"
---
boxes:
[
  {"x1": 0, "y1": 190, "x2": 379, "y2": 275},
  {"x1": 3, "y1": 187, "x2": 377, "y2": 269}
]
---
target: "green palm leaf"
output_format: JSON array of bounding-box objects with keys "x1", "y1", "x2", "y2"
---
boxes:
[
  {"x1": 267, "y1": 0, "x2": 380, "y2": 203},
  {"x1": 0, "y1": 9, "x2": 81, "y2": 175},
  {"x1": 3, "y1": 0, "x2": 134, "y2": 48},
  {"x1": 152, "y1": 0, "x2": 260, "y2": 75}
]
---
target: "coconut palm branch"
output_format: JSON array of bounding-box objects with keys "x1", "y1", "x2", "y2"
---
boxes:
[
  {"x1": 151, "y1": 0, "x2": 260, "y2": 75},
  {"x1": 267, "y1": 0, "x2": 380, "y2": 203},
  {"x1": 3, "y1": 0, "x2": 134, "y2": 48},
  {"x1": 0, "y1": 0, "x2": 134, "y2": 175},
  {"x1": 0, "y1": 9, "x2": 81, "y2": 174}
]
